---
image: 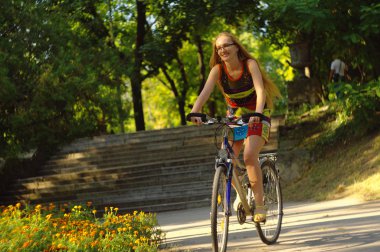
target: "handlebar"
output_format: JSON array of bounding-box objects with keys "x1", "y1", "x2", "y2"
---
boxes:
[{"x1": 186, "y1": 112, "x2": 270, "y2": 125}]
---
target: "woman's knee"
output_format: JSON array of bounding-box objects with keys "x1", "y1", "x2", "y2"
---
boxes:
[{"x1": 243, "y1": 153, "x2": 259, "y2": 165}]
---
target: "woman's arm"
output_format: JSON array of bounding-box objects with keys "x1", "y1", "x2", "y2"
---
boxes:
[
  {"x1": 189, "y1": 65, "x2": 219, "y2": 124},
  {"x1": 247, "y1": 59, "x2": 266, "y2": 115}
]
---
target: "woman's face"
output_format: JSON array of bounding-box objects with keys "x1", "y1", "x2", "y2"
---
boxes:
[{"x1": 215, "y1": 35, "x2": 238, "y2": 62}]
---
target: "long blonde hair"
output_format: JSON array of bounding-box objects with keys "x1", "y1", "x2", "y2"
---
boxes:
[{"x1": 210, "y1": 32, "x2": 281, "y2": 109}]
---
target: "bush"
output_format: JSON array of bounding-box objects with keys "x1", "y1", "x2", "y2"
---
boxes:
[
  {"x1": 0, "y1": 202, "x2": 163, "y2": 251},
  {"x1": 329, "y1": 79, "x2": 380, "y2": 132}
]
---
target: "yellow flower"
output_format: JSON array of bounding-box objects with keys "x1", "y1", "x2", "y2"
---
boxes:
[
  {"x1": 45, "y1": 214, "x2": 52, "y2": 220},
  {"x1": 49, "y1": 203, "x2": 55, "y2": 211}
]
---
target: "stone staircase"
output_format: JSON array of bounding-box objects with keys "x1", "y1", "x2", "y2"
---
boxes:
[{"x1": 0, "y1": 119, "x2": 280, "y2": 213}]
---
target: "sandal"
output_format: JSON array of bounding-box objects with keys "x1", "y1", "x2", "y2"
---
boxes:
[{"x1": 253, "y1": 205, "x2": 267, "y2": 223}]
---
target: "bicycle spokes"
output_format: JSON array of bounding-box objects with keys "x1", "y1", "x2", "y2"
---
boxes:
[{"x1": 256, "y1": 163, "x2": 283, "y2": 245}]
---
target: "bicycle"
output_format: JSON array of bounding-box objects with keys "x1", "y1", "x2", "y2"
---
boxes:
[{"x1": 186, "y1": 112, "x2": 283, "y2": 252}]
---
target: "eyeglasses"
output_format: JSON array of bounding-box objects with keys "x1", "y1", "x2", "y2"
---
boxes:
[{"x1": 216, "y1": 43, "x2": 235, "y2": 53}]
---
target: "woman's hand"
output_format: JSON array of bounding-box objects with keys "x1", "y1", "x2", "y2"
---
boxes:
[
  {"x1": 248, "y1": 115, "x2": 261, "y2": 128},
  {"x1": 191, "y1": 116, "x2": 203, "y2": 125}
]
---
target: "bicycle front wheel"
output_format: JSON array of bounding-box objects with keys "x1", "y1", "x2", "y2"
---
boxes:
[
  {"x1": 256, "y1": 161, "x2": 283, "y2": 245},
  {"x1": 211, "y1": 165, "x2": 230, "y2": 252}
]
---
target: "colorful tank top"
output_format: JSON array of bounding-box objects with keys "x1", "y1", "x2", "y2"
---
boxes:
[{"x1": 219, "y1": 60, "x2": 257, "y2": 110}]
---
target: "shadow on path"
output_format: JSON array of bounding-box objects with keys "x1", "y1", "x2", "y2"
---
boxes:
[{"x1": 157, "y1": 197, "x2": 380, "y2": 252}]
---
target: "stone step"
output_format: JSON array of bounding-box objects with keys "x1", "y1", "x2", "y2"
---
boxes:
[
  {"x1": 5, "y1": 162, "x2": 215, "y2": 197},
  {"x1": 81, "y1": 181, "x2": 211, "y2": 203},
  {"x1": 115, "y1": 198, "x2": 211, "y2": 213},
  {"x1": 46, "y1": 138, "x2": 214, "y2": 166},
  {"x1": 42, "y1": 131, "x2": 277, "y2": 174},
  {"x1": 37, "y1": 153, "x2": 216, "y2": 178},
  {"x1": 0, "y1": 117, "x2": 282, "y2": 213},
  {"x1": 2, "y1": 181, "x2": 213, "y2": 214},
  {"x1": 15, "y1": 155, "x2": 216, "y2": 184},
  {"x1": 56, "y1": 125, "x2": 216, "y2": 155},
  {"x1": 92, "y1": 191, "x2": 212, "y2": 214},
  {"x1": 54, "y1": 123, "x2": 277, "y2": 158},
  {"x1": 42, "y1": 143, "x2": 216, "y2": 171}
]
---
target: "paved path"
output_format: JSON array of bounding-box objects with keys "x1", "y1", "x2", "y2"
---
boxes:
[{"x1": 157, "y1": 197, "x2": 380, "y2": 251}]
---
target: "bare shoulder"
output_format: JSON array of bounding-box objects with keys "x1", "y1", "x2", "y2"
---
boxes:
[
  {"x1": 209, "y1": 64, "x2": 221, "y2": 79},
  {"x1": 247, "y1": 58, "x2": 259, "y2": 68},
  {"x1": 210, "y1": 64, "x2": 221, "y2": 73},
  {"x1": 246, "y1": 58, "x2": 260, "y2": 74}
]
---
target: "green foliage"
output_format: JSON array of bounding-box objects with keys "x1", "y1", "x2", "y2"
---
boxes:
[
  {"x1": 250, "y1": 0, "x2": 380, "y2": 92},
  {"x1": 1, "y1": 0, "x2": 377, "y2": 165},
  {"x1": 0, "y1": 1, "x2": 132, "y2": 157},
  {"x1": 330, "y1": 79, "x2": 380, "y2": 130},
  {"x1": 360, "y1": 3, "x2": 380, "y2": 36}
]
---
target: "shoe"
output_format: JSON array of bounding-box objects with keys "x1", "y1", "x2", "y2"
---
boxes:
[
  {"x1": 253, "y1": 205, "x2": 267, "y2": 223},
  {"x1": 233, "y1": 194, "x2": 241, "y2": 211}
]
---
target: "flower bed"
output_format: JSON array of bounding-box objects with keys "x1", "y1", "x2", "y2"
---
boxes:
[{"x1": 0, "y1": 202, "x2": 162, "y2": 251}]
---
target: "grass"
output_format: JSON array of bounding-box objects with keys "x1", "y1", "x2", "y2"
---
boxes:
[{"x1": 282, "y1": 103, "x2": 380, "y2": 202}]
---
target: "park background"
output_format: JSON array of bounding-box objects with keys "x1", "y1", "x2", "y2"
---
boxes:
[{"x1": 0, "y1": 0, "x2": 379, "y2": 251}]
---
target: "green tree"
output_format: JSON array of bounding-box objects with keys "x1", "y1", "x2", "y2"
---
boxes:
[
  {"x1": 0, "y1": 0, "x2": 128, "y2": 157},
  {"x1": 249, "y1": 0, "x2": 380, "y2": 91}
]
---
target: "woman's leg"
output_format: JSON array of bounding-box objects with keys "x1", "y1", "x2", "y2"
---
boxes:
[{"x1": 244, "y1": 135, "x2": 265, "y2": 210}]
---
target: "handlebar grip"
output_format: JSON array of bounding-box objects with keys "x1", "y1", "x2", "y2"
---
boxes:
[
  {"x1": 186, "y1": 113, "x2": 208, "y2": 122},
  {"x1": 241, "y1": 113, "x2": 270, "y2": 123}
]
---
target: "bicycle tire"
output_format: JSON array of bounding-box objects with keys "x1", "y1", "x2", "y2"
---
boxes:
[
  {"x1": 211, "y1": 165, "x2": 230, "y2": 252},
  {"x1": 255, "y1": 161, "x2": 283, "y2": 245}
]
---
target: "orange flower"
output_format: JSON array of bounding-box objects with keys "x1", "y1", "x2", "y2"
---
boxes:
[{"x1": 22, "y1": 241, "x2": 31, "y2": 248}]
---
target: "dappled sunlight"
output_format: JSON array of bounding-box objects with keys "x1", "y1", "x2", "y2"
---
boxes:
[
  {"x1": 158, "y1": 199, "x2": 380, "y2": 251},
  {"x1": 346, "y1": 172, "x2": 380, "y2": 201}
]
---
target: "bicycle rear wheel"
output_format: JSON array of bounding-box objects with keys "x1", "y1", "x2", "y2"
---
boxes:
[
  {"x1": 211, "y1": 165, "x2": 230, "y2": 252},
  {"x1": 256, "y1": 161, "x2": 283, "y2": 245}
]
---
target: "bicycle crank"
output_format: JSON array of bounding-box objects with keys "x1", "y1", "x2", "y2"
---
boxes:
[{"x1": 236, "y1": 202, "x2": 246, "y2": 224}]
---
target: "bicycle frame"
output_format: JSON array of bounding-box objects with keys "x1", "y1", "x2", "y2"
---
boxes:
[
  {"x1": 188, "y1": 112, "x2": 283, "y2": 249},
  {"x1": 216, "y1": 125, "x2": 252, "y2": 217}
]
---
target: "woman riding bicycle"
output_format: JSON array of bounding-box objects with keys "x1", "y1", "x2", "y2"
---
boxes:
[{"x1": 189, "y1": 32, "x2": 281, "y2": 223}]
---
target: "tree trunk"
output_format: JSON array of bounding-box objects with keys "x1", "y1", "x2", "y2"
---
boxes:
[
  {"x1": 131, "y1": 0, "x2": 146, "y2": 131},
  {"x1": 195, "y1": 35, "x2": 206, "y2": 95},
  {"x1": 175, "y1": 53, "x2": 189, "y2": 126},
  {"x1": 116, "y1": 83, "x2": 125, "y2": 133},
  {"x1": 194, "y1": 35, "x2": 216, "y2": 116},
  {"x1": 161, "y1": 66, "x2": 187, "y2": 125}
]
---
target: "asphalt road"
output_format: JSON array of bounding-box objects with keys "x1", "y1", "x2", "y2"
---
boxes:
[{"x1": 157, "y1": 197, "x2": 380, "y2": 252}]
